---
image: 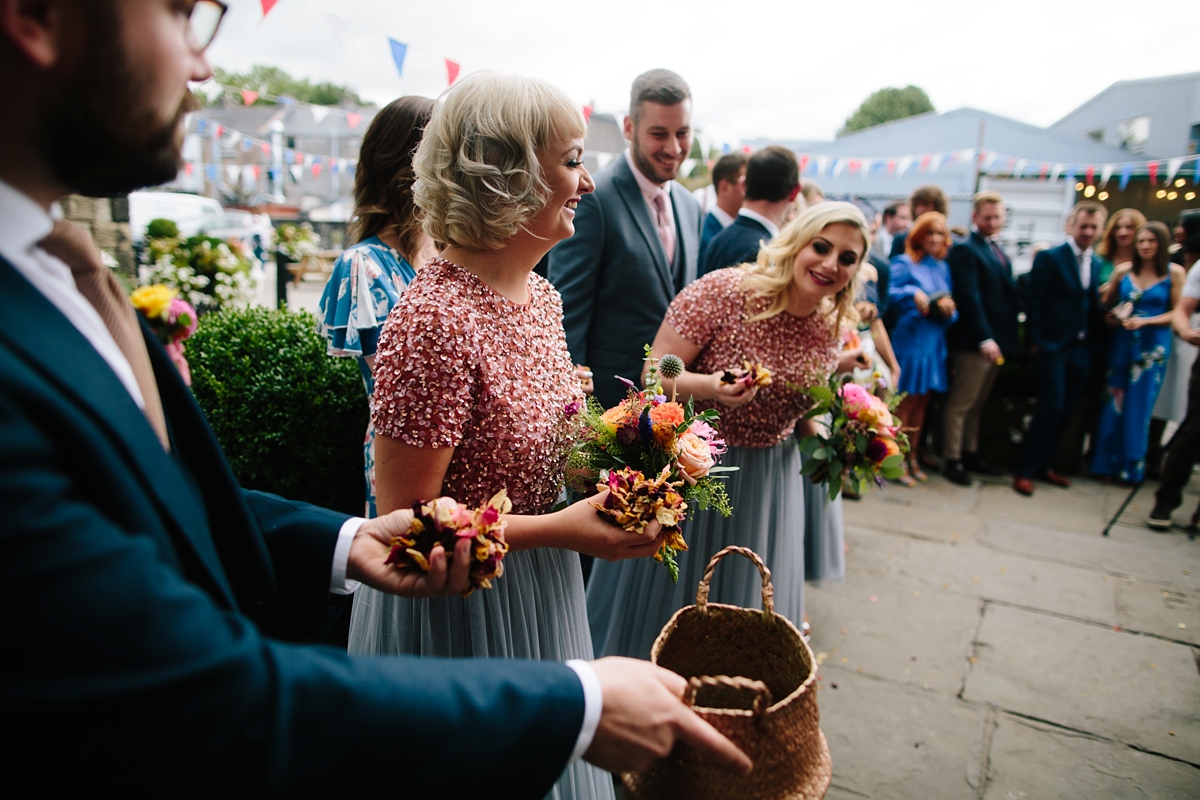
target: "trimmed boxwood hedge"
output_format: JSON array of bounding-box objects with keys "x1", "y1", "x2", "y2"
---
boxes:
[{"x1": 188, "y1": 306, "x2": 368, "y2": 515}]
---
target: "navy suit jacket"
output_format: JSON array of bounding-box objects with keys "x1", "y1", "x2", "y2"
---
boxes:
[
  {"x1": 547, "y1": 155, "x2": 701, "y2": 408},
  {"x1": 700, "y1": 210, "x2": 726, "y2": 252},
  {"x1": 1024, "y1": 241, "x2": 1102, "y2": 354},
  {"x1": 699, "y1": 214, "x2": 771, "y2": 277},
  {"x1": 0, "y1": 257, "x2": 583, "y2": 796},
  {"x1": 946, "y1": 231, "x2": 1020, "y2": 355}
]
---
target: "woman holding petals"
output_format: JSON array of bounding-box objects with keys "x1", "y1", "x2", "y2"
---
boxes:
[
  {"x1": 587, "y1": 202, "x2": 869, "y2": 661},
  {"x1": 348, "y1": 74, "x2": 665, "y2": 800}
]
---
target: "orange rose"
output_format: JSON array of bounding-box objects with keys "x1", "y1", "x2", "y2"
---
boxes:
[
  {"x1": 676, "y1": 432, "x2": 715, "y2": 479},
  {"x1": 649, "y1": 402, "x2": 685, "y2": 428},
  {"x1": 600, "y1": 401, "x2": 633, "y2": 432}
]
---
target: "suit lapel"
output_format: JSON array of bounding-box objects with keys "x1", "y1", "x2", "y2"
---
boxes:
[
  {"x1": 0, "y1": 258, "x2": 237, "y2": 606},
  {"x1": 1058, "y1": 242, "x2": 1084, "y2": 293},
  {"x1": 672, "y1": 183, "x2": 699, "y2": 287},
  {"x1": 613, "y1": 157, "x2": 675, "y2": 299}
]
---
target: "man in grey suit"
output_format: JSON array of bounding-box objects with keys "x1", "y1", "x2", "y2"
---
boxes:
[{"x1": 548, "y1": 69, "x2": 702, "y2": 409}]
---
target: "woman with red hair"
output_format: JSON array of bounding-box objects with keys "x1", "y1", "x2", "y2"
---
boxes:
[{"x1": 888, "y1": 211, "x2": 958, "y2": 484}]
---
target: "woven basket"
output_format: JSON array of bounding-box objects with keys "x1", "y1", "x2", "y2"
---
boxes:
[{"x1": 622, "y1": 546, "x2": 831, "y2": 800}]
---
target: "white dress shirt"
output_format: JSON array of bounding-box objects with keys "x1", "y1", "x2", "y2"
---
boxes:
[
  {"x1": 0, "y1": 179, "x2": 602, "y2": 758},
  {"x1": 1066, "y1": 236, "x2": 1092, "y2": 290},
  {"x1": 0, "y1": 180, "x2": 367, "y2": 592},
  {"x1": 709, "y1": 204, "x2": 735, "y2": 229}
]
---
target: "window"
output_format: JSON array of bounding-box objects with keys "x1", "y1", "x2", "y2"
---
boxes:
[{"x1": 1117, "y1": 116, "x2": 1150, "y2": 153}]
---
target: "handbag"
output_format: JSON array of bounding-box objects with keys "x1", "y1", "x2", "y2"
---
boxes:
[{"x1": 622, "y1": 546, "x2": 832, "y2": 800}]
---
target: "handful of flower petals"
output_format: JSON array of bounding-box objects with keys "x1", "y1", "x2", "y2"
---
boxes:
[
  {"x1": 592, "y1": 466, "x2": 691, "y2": 582},
  {"x1": 720, "y1": 361, "x2": 773, "y2": 389},
  {"x1": 384, "y1": 490, "x2": 512, "y2": 597}
]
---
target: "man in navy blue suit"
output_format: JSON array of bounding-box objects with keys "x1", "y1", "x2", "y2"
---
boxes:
[
  {"x1": 699, "y1": 145, "x2": 800, "y2": 276},
  {"x1": 942, "y1": 191, "x2": 1019, "y2": 485},
  {"x1": 1013, "y1": 201, "x2": 1109, "y2": 496},
  {"x1": 700, "y1": 151, "x2": 747, "y2": 251},
  {"x1": 0, "y1": 2, "x2": 750, "y2": 794}
]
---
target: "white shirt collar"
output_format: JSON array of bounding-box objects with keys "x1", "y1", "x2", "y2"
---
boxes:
[
  {"x1": 1067, "y1": 237, "x2": 1091, "y2": 259},
  {"x1": 737, "y1": 207, "x2": 779, "y2": 238},
  {"x1": 0, "y1": 179, "x2": 54, "y2": 264},
  {"x1": 710, "y1": 205, "x2": 735, "y2": 228}
]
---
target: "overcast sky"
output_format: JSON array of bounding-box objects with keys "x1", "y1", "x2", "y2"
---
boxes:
[{"x1": 208, "y1": 0, "x2": 1199, "y2": 148}]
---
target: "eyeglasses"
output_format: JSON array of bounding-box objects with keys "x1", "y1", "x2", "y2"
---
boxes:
[{"x1": 186, "y1": 0, "x2": 228, "y2": 52}]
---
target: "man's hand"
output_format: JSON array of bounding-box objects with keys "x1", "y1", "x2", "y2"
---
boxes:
[
  {"x1": 584, "y1": 657, "x2": 753, "y2": 776},
  {"x1": 980, "y1": 340, "x2": 1002, "y2": 362},
  {"x1": 936, "y1": 296, "x2": 957, "y2": 318},
  {"x1": 346, "y1": 510, "x2": 473, "y2": 597}
]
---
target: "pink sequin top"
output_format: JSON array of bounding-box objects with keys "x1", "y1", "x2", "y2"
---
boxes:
[
  {"x1": 667, "y1": 268, "x2": 839, "y2": 448},
  {"x1": 371, "y1": 259, "x2": 584, "y2": 514}
]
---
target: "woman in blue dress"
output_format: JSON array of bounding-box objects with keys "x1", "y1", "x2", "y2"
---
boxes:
[
  {"x1": 319, "y1": 96, "x2": 437, "y2": 517},
  {"x1": 1091, "y1": 221, "x2": 1188, "y2": 483},
  {"x1": 888, "y1": 212, "x2": 958, "y2": 485}
]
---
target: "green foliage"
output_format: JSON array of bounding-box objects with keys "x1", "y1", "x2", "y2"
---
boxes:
[
  {"x1": 839, "y1": 86, "x2": 934, "y2": 136},
  {"x1": 213, "y1": 65, "x2": 367, "y2": 107},
  {"x1": 188, "y1": 306, "x2": 368, "y2": 515},
  {"x1": 146, "y1": 218, "x2": 180, "y2": 239}
]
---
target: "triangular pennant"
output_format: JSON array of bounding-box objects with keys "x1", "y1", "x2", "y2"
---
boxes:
[
  {"x1": 919, "y1": 154, "x2": 931, "y2": 173},
  {"x1": 815, "y1": 156, "x2": 830, "y2": 177},
  {"x1": 261, "y1": 0, "x2": 279, "y2": 17},
  {"x1": 260, "y1": 142, "x2": 271, "y2": 156},
  {"x1": 1014, "y1": 159, "x2": 1027, "y2": 178},
  {"x1": 312, "y1": 162, "x2": 322, "y2": 177},
  {"x1": 1166, "y1": 157, "x2": 1185, "y2": 185},
  {"x1": 582, "y1": 105, "x2": 593, "y2": 122},
  {"x1": 184, "y1": 163, "x2": 194, "y2": 176},
  {"x1": 241, "y1": 137, "x2": 254, "y2": 152},
  {"x1": 1050, "y1": 164, "x2": 1064, "y2": 182},
  {"x1": 284, "y1": 149, "x2": 295, "y2": 165},
  {"x1": 445, "y1": 59, "x2": 461, "y2": 85},
  {"x1": 289, "y1": 165, "x2": 303, "y2": 183},
  {"x1": 303, "y1": 153, "x2": 314, "y2": 168},
  {"x1": 897, "y1": 155, "x2": 914, "y2": 176},
  {"x1": 1064, "y1": 165, "x2": 1077, "y2": 184},
  {"x1": 346, "y1": 113, "x2": 363, "y2": 130},
  {"x1": 311, "y1": 106, "x2": 331, "y2": 125},
  {"x1": 1100, "y1": 164, "x2": 1114, "y2": 187},
  {"x1": 205, "y1": 164, "x2": 217, "y2": 181},
  {"x1": 1085, "y1": 166, "x2": 1094, "y2": 185},
  {"x1": 1148, "y1": 162, "x2": 1159, "y2": 184},
  {"x1": 887, "y1": 159, "x2": 896, "y2": 176},
  {"x1": 225, "y1": 164, "x2": 241, "y2": 183},
  {"x1": 798, "y1": 155, "x2": 810, "y2": 174},
  {"x1": 388, "y1": 38, "x2": 408, "y2": 78},
  {"x1": 1119, "y1": 164, "x2": 1132, "y2": 190},
  {"x1": 929, "y1": 153, "x2": 942, "y2": 173},
  {"x1": 225, "y1": 130, "x2": 242, "y2": 147},
  {"x1": 252, "y1": 165, "x2": 262, "y2": 179},
  {"x1": 241, "y1": 89, "x2": 259, "y2": 106}
]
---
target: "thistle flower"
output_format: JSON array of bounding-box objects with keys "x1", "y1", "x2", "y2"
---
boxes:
[{"x1": 659, "y1": 354, "x2": 684, "y2": 380}]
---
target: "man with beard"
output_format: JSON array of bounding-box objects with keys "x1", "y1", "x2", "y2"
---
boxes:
[
  {"x1": 0, "y1": 1, "x2": 751, "y2": 794},
  {"x1": 548, "y1": 68, "x2": 704, "y2": 409}
]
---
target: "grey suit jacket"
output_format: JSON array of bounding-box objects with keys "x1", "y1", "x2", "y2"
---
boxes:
[{"x1": 547, "y1": 154, "x2": 701, "y2": 408}]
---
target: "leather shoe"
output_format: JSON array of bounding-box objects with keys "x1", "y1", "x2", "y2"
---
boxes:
[
  {"x1": 1013, "y1": 476, "x2": 1034, "y2": 496},
  {"x1": 1147, "y1": 501, "x2": 1175, "y2": 531},
  {"x1": 963, "y1": 453, "x2": 1002, "y2": 477},
  {"x1": 944, "y1": 460, "x2": 972, "y2": 486},
  {"x1": 1035, "y1": 469, "x2": 1071, "y2": 488}
]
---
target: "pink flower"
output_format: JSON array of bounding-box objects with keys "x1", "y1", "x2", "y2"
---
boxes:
[
  {"x1": 166, "y1": 297, "x2": 198, "y2": 341},
  {"x1": 563, "y1": 400, "x2": 582, "y2": 418},
  {"x1": 676, "y1": 432, "x2": 715, "y2": 479},
  {"x1": 686, "y1": 419, "x2": 727, "y2": 457},
  {"x1": 839, "y1": 382, "x2": 872, "y2": 418}
]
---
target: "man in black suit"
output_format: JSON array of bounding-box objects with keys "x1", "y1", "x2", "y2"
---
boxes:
[
  {"x1": 0, "y1": 2, "x2": 749, "y2": 793},
  {"x1": 700, "y1": 151, "x2": 747, "y2": 251},
  {"x1": 942, "y1": 191, "x2": 1019, "y2": 485},
  {"x1": 549, "y1": 69, "x2": 702, "y2": 409},
  {"x1": 1013, "y1": 201, "x2": 1109, "y2": 496},
  {"x1": 699, "y1": 145, "x2": 800, "y2": 276}
]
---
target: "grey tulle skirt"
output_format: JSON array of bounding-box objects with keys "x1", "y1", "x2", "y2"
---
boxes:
[
  {"x1": 802, "y1": 459, "x2": 846, "y2": 584},
  {"x1": 348, "y1": 547, "x2": 614, "y2": 800},
  {"x1": 586, "y1": 441, "x2": 807, "y2": 661}
]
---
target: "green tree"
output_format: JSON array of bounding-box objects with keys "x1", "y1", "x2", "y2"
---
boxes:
[
  {"x1": 838, "y1": 86, "x2": 934, "y2": 136},
  {"x1": 212, "y1": 65, "x2": 367, "y2": 107}
]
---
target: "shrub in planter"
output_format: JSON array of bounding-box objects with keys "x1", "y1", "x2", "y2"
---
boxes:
[{"x1": 187, "y1": 306, "x2": 368, "y2": 515}]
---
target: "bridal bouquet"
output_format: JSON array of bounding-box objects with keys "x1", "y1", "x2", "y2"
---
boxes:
[
  {"x1": 566, "y1": 348, "x2": 735, "y2": 582},
  {"x1": 385, "y1": 490, "x2": 511, "y2": 597},
  {"x1": 796, "y1": 376, "x2": 909, "y2": 500},
  {"x1": 131, "y1": 284, "x2": 198, "y2": 385}
]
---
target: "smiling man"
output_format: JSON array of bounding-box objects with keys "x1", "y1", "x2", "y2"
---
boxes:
[{"x1": 548, "y1": 68, "x2": 702, "y2": 410}]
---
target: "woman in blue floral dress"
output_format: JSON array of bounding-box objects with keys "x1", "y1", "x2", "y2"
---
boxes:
[
  {"x1": 1091, "y1": 222, "x2": 1187, "y2": 483},
  {"x1": 319, "y1": 96, "x2": 437, "y2": 517}
]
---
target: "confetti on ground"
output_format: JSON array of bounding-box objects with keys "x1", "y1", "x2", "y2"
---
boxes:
[
  {"x1": 999, "y1": 567, "x2": 1007, "y2": 573},
  {"x1": 969, "y1": 657, "x2": 978, "y2": 663},
  {"x1": 1150, "y1": 664, "x2": 1156, "y2": 669},
  {"x1": 1179, "y1": 623, "x2": 1187, "y2": 629},
  {"x1": 841, "y1": 628, "x2": 848, "y2": 635},
  {"x1": 869, "y1": 595, "x2": 878, "y2": 603},
  {"x1": 842, "y1": 657, "x2": 848, "y2": 664},
  {"x1": 857, "y1": 667, "x2": 864, "y2": 673},
  {"x1": 1084, "y1": 693, "x2": 1090, "y2": 697},
  {"x1": 913, "y1": 591, "x2": 920, "y2": 597},
  {"x1": 1169, "y1": 731, "x2": 1176, "y2": 736},
  {"x1": 942, "y1": 582, "x2": 950, "y2": 589},
  {"x1": 1113, "y1": 626, "x2": 1122, "y2": 632},
  {"x1": 972, "y1": 577, "x2": 980, "y2": 583},
  {"x1": 1163, "y1": 591, "x2": 1171, "y2": 597}
]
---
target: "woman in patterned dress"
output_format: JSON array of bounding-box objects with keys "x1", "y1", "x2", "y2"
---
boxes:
[
  {"x1": 347, "y1": 74, "x2": 666, "y2": 800},
  {"x1": 587, "y1": 202, "x2": 870, "y2": 661},
  {"x1": 318, "y1": 96, "x2": 437, "y2": 517}
]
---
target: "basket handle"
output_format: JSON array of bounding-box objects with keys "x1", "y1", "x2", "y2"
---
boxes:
[
  {"x1": 695, "y1": 545, "x2": 774, "y2": 618},
  {"x1": 684, "y1": 675, "x2": 773, "y2": 718}
]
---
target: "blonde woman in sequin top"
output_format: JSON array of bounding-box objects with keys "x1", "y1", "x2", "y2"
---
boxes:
[
  {"x1": 587, "y1": 202, "x2": 869, "y2": 661},
  {"x1": 347, "y1": 74, "x2": 669, "y2": 800}
]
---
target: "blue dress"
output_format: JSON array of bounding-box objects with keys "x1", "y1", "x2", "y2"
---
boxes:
[
  {"x1": 1090, "y1": 275, "x2": 1173, "y2": 482},
  {"x1": 888, "y1": 254, "x2": 958, "y2": 395},
  {"x1": 318, "y1": 236, "x2": 417, "y2": 517}
]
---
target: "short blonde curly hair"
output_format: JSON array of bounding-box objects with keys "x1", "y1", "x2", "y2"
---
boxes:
[{"x1": 413, "y1": 72, "x2": 587, "y2": 250}]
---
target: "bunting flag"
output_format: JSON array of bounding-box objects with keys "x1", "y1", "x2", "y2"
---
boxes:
[
  {"x1": 897, "y1": 155, "x2": 914, "y2": 176},
  {"x1": 919, "y1": 154, "x2": 931, "y2": 173},
  {"x1": 445, "y1": 59, "x2": 461, "y2": 85},
  {"x1": 1100, "y1": 164, "x2": 1114, "y2": 187},
  {"x1": 241, "y1": 90, "x2": 259, "y2": 106},
  {"x1": 225, "y1": 165, "x2": 240, "y2": 183},
  {"x1": 1014, "y1": 159, "x2": 1027, "y2": 178},
  {"x1": 1166, "y1": 157, "x2": 1185, "y2": 185},
  {"x1": 582, "y1": 105, "x2": 594, "y2": 122},
  {"x1": 1119, "y1": 164, "x2": 1132, "y2": 190},
  {"x1": 346, "y1": 113, "x2": 363, "y2": 130},
  {"x1": 1085, "y1": 165, "x2": 1094, "y2": 185},
  {"x1": 1148, "y1": 162, "x2": 1159, "y2": 184},
  {"x1": 261, "y1": 0, "x2": 279, "y2": 18},
  {"x1": 1064, "y1": 165, "x2": 1077, "y2": 184},
  {"x1": 815, "y1": 155, "x2": 830, "y2": 176},
  {"x1": 312, "y1": 162, "x2": 322, "y2": 177},
  {"x1": 311, "y1": 106, "x2": 331, "y2": 124},
  {"x1": 289, "y1": 165, "x2": 303, "y2": 183},
  {"x1": 284, "y1": 149, "x2": 295, "y2": 165},
  {"x1": 388, "y1": 39, "x2": 408, "y2": 78},
  {"x1": 1050, "y1": 164, "x2": 1064, "y2": 182}
]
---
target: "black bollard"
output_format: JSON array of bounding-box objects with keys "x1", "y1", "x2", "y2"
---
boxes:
[{"x1": 275, "y1": 252, "x2": 293, "y2": 309}]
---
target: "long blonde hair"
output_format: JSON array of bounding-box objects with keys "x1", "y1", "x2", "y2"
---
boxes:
[{"x1": 739, "y1": 201, "x2": 870, "y2": 332}]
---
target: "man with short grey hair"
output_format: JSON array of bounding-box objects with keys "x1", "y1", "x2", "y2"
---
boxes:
[{"x1": 549, "y1": 68, "x2": 702, "y2": 409}]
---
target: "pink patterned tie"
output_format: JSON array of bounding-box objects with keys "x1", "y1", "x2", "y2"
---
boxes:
[{"x1": 652, "y1": 193, "x2": 676, "y2": 265}]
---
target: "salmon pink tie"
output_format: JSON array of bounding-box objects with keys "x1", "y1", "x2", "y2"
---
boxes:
[
  {"x1": 39, "y1": 220, "x2": 171, "y2": 451},
  {"x1": 652, "y1": 193, "x2": 676, "y2": 266}
]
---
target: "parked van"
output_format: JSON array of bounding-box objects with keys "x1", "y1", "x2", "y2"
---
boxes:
[{"x1": 128, "y1": 191, "x2": 225, "y2": 243}]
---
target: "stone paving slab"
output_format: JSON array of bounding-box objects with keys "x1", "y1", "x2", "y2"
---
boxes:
[
  {"x1": 1116, "y1": 579, "x2": 1200, "y2": 646},
  {"x1": 983, "y1": 715, "x2": 1200, "y2": 799},
  {"x1": 963, "y1": 604, "x2": 1200, "y2": 764},
  {"x1": 982, "y1": 519, "x2": 1200, "y2": 592},
  {"x1": 817, "y1": 669, "x2": 987, "y2": 800},
  {"x1": 850, "y1": 496, "x2": 985, "y2": 543},
  {"x1": 807, "y1": 563, "x2": 980, "y2": 696},
  {"x1": 973, "y1": 483, "x2": 1118, "y2": 534}
]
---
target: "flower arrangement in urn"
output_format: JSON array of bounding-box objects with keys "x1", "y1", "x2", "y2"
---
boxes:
[
  {"x1": 384, "y1": 490, "x2": 512, "y2": 597},
  {"x1": 796, "y1": 375, "x2": 909, "y2": 499},
  {"x1": 566, "y1": 347, "x2": 735, "y2": 582},
  {"x1": 131, "y1": 284, "x2": 198, "y2": 384},
  {"x1": 275, "y1": 221, "x2": 321, "y2": 262}
]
